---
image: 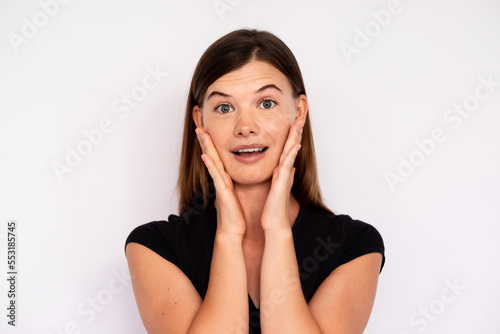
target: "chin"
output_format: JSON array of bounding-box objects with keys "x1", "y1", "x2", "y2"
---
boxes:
[
  {"x1": 222, "y1": 153, "x2": 279, "y2": 186},
  {"x1": 229, "y1": 170, "x2": 273, "y2": 186}
]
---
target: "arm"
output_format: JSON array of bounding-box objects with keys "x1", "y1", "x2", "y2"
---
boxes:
[
  {"x1": 307, "y1": 252, "x2": 382, "y2": 333},
  {"x1": 126, "y1": 232, "x2": 248, "y2": 334},
  {"x1": 260, "y1": 233, "x2": 382, "y2": 333},
  {"x1": 189, "y1": 127, "x2": 250, "y2": 332},
  {"x1": 126, "y1": 242, "x2": 202, "y2": 334},
  {"x1": 260, "y1": 227, "x2": 322, "y2": 333},
  {"x1": 126, "y1": 128, "x2": 250, "y2": 333},
  {"x1": 259, "y1": 118, "x2": 383, "y2": 333},
  {"x1": 258, "y1": 118, "x2": 322, "y2": 332},
  {"x1": 189, "y1": 232, "x2": 248, "y2": 333}
]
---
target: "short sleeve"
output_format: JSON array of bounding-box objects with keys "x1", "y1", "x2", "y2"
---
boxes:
[
  {"x1": 124, "y1": 220, "x2": 180, "y2": 267},
  {"x1": 338, "y1": 215, "x2": 386, "y2": 272}
]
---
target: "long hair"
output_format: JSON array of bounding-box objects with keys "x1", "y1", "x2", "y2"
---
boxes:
[{"x1": 177, "y1": 29, "x2": 332, "y2": 215}]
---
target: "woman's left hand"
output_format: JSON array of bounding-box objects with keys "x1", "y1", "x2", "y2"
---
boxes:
[{"x1": 260, "y1": 118, "x2": 304, "y2": 232}]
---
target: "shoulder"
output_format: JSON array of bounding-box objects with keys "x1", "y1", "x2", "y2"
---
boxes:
[
  {"x1": 125, "y1": 218, "x2": 182, "y2": 266},
  {"x1": 336, "y1": 213, "x2": 385, "y2": 271},
  {"x1": 295, "y1": 207, "x2": 385, "y2": 271},
  {"x1": 125, "y1": 201, "x2": 217, "y2": 299},
  {"x1": 291, "y1": 206, "x2": 385, "y2": 302},
  {"x1": 124, "y1": 201, "x2": 217, "y2": 264}
]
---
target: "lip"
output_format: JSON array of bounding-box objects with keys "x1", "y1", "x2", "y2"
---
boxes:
[
  {"x1": 230, "y1": 143, "x2": 267, "y2": 152},
  {"x1": 231, "y1": 143, "x2": 268, "y2": 164}
]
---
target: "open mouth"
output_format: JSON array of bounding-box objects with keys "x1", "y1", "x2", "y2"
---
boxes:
[{"x1": 233, "y1": 147, "x2": 268, "y2": 156}]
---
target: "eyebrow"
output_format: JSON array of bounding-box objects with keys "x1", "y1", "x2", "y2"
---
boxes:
[
  {"x1": 206, "y1": 84, "x2": 282, "y2": 101},
  {"x1": 256, "y1": 84, "x2": 282, "y2": 94}
]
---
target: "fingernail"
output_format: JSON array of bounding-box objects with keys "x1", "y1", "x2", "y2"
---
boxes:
[
  {"x1": 195, "y1": 129, "x2": 205, "y2": 142},
  {"x1": 296, "y1": 123, "x2": 302, "y2": 133}
]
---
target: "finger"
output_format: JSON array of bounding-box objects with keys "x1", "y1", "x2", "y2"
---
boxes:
[
  {"x1": 279, "y1": 119, "x2": 304, "y2": 165},
  {"x1": 282, "y1": 143, "x2": 301, "y2": 170},
  {"x1": 200, "y1": 153, "x2": 226, "y2": 190},
  {"x1": 201, "y1": 132, "x2": 226, "y2": 173},
  {"x1": 196, "y1": 128, "x2": 225, "y2": 173},
  {"x1": 275, "y1": 143, "x2": 301, "y2": 185}
]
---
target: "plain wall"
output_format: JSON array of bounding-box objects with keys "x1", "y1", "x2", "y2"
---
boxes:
[{"x1": 1, "y1": 0, "x2": 499, "y2": 333}]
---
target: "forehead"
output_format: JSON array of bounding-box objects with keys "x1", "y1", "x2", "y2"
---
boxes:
[{"x1": 205, "y1": 60, "x2": 292, "y2": 96}]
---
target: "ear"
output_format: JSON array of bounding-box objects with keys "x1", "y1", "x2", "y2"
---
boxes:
[
  {"x1": 295, "y1": 94, "x2": 308, "y2": 123},
  {"x1": 192, "y1": 105, "x2": 204, "y2": 129}
]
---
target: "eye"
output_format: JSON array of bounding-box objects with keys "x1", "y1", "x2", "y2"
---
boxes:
[
  {"x1": 215, "y1": 104, "x2": 234, "y2": 114},
  {"x1": 259, "y1": 99, "x2": 276, "y2": 109}
]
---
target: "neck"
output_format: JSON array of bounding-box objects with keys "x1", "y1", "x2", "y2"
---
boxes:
[{"x1": 231, "y1": 181, "x2": 299, "y2": 241}]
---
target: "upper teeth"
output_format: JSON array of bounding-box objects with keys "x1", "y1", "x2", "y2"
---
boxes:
[{"x1": 237, "y1": 148, "x2": 263, "y2": 153}]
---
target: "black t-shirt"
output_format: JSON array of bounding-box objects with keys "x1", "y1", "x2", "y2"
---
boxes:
[{"x1": 124, "y1": 200, "x2": 385, "y2": 333}]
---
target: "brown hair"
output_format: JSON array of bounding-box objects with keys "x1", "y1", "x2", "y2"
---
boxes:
[{"x1": 177, "y1": 28, "x2": 332, "y2": 215}]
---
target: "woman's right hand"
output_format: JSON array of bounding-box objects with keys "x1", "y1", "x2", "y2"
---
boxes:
[{"x1": 195, "y1": 127, "x2": 246, "y2": 237}]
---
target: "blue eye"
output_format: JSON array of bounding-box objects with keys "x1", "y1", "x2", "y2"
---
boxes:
[
  {"x1": 216, "y1": 104, "x2": 233, "y2": 114},
  {"x1": 260, "y1": 99, "x2": 276, "y2": 109}
]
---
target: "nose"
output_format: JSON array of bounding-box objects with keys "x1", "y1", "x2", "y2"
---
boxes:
[{"x1": 233, "y1": 107, "x2": 259, "y2": 138}]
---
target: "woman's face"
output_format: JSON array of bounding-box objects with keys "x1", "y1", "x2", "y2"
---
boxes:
[{"x1": 193, "y1": 60, "x2": 308, "y2": 186}]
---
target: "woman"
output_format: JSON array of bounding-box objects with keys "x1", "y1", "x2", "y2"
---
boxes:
[{"x1": 125, "y1": 28, "x2": 385, "y2": 333}]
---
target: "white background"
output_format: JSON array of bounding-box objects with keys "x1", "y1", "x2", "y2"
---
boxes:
[{"x1": 1, "y1": 0, "x2": 499, "y2": 333}]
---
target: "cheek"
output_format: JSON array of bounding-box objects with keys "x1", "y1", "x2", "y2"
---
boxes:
[
  {"x1": 202, "y1": 115, "x2": 224, "y2": 148},
  {"x1": 276, "y1": 127, "x2": 291, "y2": 151},
  {"x1": 205, "y1": 128, "x2": 222, "y2": 149},
  {"x1": 264, "y1": 114, "x2": 292, "y2": 146},
  {"x1": 262, "y1": 102, "x2": 295, "y2": 133},
  {"x1": 204, "y1": 127, "x2": 231, "y2": 161}
]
